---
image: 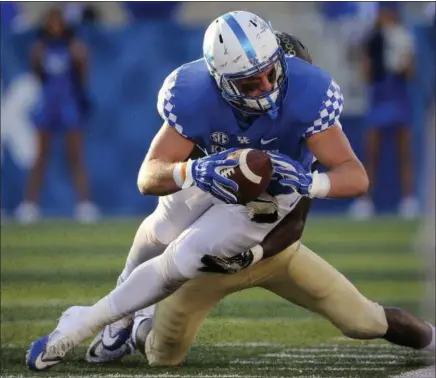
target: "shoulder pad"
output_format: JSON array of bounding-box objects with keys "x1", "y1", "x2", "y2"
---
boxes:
[
  {"x1": 304, "y1": 79, "x2": 344, "y2": 138},
  {"x1": 157, "y1": 67, "x2": 189, "y2": 135},
  {"x1": 285, "y1": 58, "x2": 332, "y2": 123},
  {"x1": 157, "y1": 59, "x2": 213, "y2": 140}
]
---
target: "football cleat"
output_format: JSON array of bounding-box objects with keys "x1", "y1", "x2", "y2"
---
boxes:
[
  {"x1": 26, "y1": 306, "x2": 88, "y2": 371},
  {"x1": 85, "y1": 319, "x2": 134, "y2": 363},
  {"x1": 26, "y1": 334, "x2": 72, "y2": 371},
  {"x1": 131, "y1": 315, "x2": 153, "y2": 356},
  {"x1": 131, "y1": 305, "x2": 155, "y2": 357}
]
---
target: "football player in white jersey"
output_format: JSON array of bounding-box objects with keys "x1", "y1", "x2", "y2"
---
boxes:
[
  {"x1": 26, "y1": 11, "x2": 435, "y2": 371},
  {"x1": 84, "y1": 31, "x2": 435, "y2": 369},
  {"x1": 132, "y1": 201, "x2": 435, "y2": 368}
]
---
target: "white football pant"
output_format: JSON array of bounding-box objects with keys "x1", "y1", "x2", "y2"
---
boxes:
[
  {"x1": 144, "y1": 242, "x2": 389, "y2": 367},
  {"x1": 102, "y1": 187, "x2": 301, "y2": 327}
]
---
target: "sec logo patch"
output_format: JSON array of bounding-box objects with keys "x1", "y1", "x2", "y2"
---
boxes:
[{"x1": 210, "y1": 131, "x2": 229, "y2": 145}]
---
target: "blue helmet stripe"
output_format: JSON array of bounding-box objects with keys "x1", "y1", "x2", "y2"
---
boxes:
[{"x1": 222, "y1": 14, "x2": 258, "y2": 64}]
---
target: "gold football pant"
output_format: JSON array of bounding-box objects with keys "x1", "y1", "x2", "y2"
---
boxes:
[{"x1": 145, "y1": 242, "x2": 388, "y2": 366}]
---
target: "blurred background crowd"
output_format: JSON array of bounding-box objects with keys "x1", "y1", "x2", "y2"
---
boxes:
[{"x1": 1, "y1": 1, "x2": 435, "y2": 224}]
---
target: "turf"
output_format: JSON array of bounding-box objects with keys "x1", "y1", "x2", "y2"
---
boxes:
[{"x1": 1, "y1": 216, "x2": 434, "y2": 377}]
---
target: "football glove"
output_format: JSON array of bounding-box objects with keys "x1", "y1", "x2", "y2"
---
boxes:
[
  {"x1": 199, "y1": 249, "x2": 255, "y2": 274},
  {"x1": 246, "y1": 192, "x2": 279, "y2": 223},
  {"x1": 267, "y1": 152, "x2": 313, "y2": 196},
  {"x1": 180, "y1": 148, "x2": 240, "y2": 204}
]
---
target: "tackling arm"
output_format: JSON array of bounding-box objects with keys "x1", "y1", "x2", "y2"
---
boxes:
[
  {"x1": 260, "y1": 197, "x2": 311, "y2": 257},
  {"x1": 199, "y1": 197, "x2": 312, "y2": 274}
]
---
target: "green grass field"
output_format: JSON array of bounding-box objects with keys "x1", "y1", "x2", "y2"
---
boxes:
[{"x1": 1, "y1": 217, "x2": 434, "y2": 378}]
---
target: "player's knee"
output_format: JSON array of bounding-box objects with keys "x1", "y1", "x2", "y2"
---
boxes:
[
  {"x1": 153, "y1": 252, "x2": 185, "y2": 291},
  {"x1": 169, "y1": 237, "x2": 204, "y2": 279},
  {"x1": 338, "y1": 299, "x2": 388, "y2": 339},
  {"x1": 170, "y1": 246, "x2": 197, "y2": 280}
]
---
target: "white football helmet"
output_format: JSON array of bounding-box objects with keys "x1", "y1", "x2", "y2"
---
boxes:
[{"x1": 203, "y1": 11, "x2": 288, "y2": 118}]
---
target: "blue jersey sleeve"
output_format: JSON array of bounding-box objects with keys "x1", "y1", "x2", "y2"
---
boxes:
[
  {"x1": 157, "y1": 67, "x2": 203, "y2": 140},
  {"x1": 303, "y1": 80, "x2": 344, "y2": 139}
]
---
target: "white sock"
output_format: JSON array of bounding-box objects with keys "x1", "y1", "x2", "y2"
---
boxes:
[
  {"x1": 83, "y1": 261, "x2": 165, "y2": 333},
  {"x1": 135, "y1": 304, "x2": 156, "y2": 320},
  {"x1": 83, "y1": 239, "x2": 185, "y2": 335},
  {"x1": 424, "y1": 323, "x2": 435, "y2": 351},
  {"x1": 75, "y1": 297, "x2": 119, "y2": 341},
  {"x1": 109, "y1": 220, "x2": 167, "y2": 328},
  {"x1": 88, "y1": 248, "x2": 185, "y2": 327}
]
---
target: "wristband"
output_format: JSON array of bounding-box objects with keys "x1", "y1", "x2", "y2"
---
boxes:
[
  {"x1": 173, "y1": 160, "x2": 194, "y2": 189},
  {"x1": 172, "y1": 162, "x2": 186, "y2": 188},
  {"x1": 251, "y1": 244, "x2": 264, "y2": 265},
  {"x1": 308, "y1": 171, "x2": 331, "y2": 198}
]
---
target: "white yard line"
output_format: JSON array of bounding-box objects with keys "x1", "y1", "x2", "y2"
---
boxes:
[
  {"x1": 231, "y1": 358, "x2": 402, "y2": 366},
  {"x1": 0, "y1": 375, "x2": 312, "y2": 378},
  {"x1": 390, "y1": 365, "x2": 435, "y2": 378},
  {"x1": 261, "y1": 352, "x2": 409, "y2": 359},
  {"x1": 4, "y1": 340, "x2": 431, "y2": 378},
  {"x1": 2, "y1": 376, "x2": 331, "y2": 378},
  {"x1": 322, "y1": 339, "x2": 396, "y2": 347},
  {"x1": 264, "y1": 346, "x2": 411, "y2": 354},
  {"x1": 213, "y1": 342, "x2": 283, "y2": 348},
  {"x1": 326, "y1": 367, "x2": 385, "y2": 371}
]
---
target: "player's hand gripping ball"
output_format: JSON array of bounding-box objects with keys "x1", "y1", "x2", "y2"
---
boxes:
[
  {"x1": 223, "y1": 149, "x2": 273, "y2": 204},
  {"x1": 267, "y1": 152, "x2": 313, "y2": 196}
]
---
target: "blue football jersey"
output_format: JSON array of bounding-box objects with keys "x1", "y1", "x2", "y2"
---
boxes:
[{"x1": 157, "y1": 55, "x2": 344, "y2": 196}]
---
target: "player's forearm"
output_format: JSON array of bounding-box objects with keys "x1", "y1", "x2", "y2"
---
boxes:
[
  {"x1": 258, "y1": 198, "x2": 311, "y2": 259},
  {"x1": 323, "y1": 159, "x2": 369, "y2": 198},
  {"x1": 137, "y1": 159, "x2": 183, "y2": 196},
  {"x1": 260, "y1": 215, "x2": 304, "y2": 258}
]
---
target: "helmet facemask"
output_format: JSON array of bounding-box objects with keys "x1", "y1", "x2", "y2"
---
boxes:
[{"x1": 210, "y1": 47, "x2": 288, "y2": 119}]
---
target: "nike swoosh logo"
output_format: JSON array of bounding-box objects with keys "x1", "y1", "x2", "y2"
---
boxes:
[
  {"x1": 88, "y1": 339, "x2": 104, "y2": 359},
  {"x1": 34, "y1": 352, "x2": 60, "y2": 370},
  {"x1": 261, "y1": 137, "x2": 278, "y2": 145},
  {"x1": 102, "y1": 328, "x2": 119, "y2": 348}
]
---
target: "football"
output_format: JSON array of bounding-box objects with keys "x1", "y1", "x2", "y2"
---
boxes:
[{"x1": 224, "y1": 149, "x2": 273, "y2": 204}]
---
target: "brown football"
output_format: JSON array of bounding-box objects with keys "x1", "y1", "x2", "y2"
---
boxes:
[{"x1": 224, "y1": 149, "x2": 273, "y2": 204}]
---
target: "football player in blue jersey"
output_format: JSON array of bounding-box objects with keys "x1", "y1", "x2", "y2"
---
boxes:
[{"x1": 26, "y1": 11, "x2": 434, "y2": 371}]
